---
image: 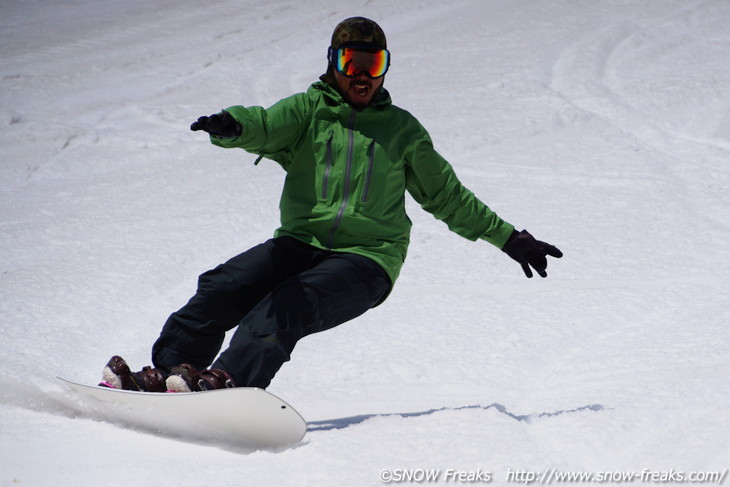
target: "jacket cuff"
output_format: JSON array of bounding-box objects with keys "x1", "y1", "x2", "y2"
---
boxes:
[
  {"x1": 209, "y1": 107, "x2": 248, "y2": 147},
  {"x1": 480, "y1": 221, "x2": 515, "y2": 249}
]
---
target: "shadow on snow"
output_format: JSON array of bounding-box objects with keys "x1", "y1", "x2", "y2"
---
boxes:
[{"x1": 307, "y1": 403, "x2": 606, "y2": 432}]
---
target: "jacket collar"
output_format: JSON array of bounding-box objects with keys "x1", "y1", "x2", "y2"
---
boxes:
[{"x1": 313, "y1": 78, "x2": 392, "y2": 110}]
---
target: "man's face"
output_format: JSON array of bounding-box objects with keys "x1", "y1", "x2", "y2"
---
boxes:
[{"x1": 334, "y1": 69, "x2": 384, "y2": 109}]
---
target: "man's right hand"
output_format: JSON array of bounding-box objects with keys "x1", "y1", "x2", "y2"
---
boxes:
[{"x1": 190, "y1": 111, "x2": 242, "y2": 138}]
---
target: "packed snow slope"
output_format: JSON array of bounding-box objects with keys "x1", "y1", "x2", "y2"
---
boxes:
[{"x1": 2, "y1": 0, "x2": 729, "y2": 485}]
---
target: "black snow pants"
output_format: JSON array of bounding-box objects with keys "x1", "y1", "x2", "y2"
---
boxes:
[{"x1": 151, "y1": 236, "x2": 391, "y2": 389}]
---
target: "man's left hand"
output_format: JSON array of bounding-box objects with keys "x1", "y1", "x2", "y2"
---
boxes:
[{"x1": 501, "y1": 229, "x2": 563, "y2": 278}]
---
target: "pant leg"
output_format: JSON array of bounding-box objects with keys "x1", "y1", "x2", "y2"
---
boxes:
[
  {"x1": 211, "y1": 251, "x2": 391, "y2": 388},
  {"x1": 151, "y1": 237, "x2": 317, "y2": 372}
]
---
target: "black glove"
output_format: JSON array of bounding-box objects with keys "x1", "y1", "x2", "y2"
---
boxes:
[
  {"x1": 190, "y1": 111, "x2": 242, "y2": 138},
  {"x1": 502, "y1": 229, "x2": 563, "y2": 278}
]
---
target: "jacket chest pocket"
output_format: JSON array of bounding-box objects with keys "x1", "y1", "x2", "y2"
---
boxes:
[
  {"x1": 315, "y1": 130, "x2": 336, "y2": 205},
  {"x1": 353, "y1": 140, "x2": 404, "y2": 214},
  {"x1": 321, "y1": 131, "x2": 335, "y2": 201},
  {"x1": 361, "y1": 141, "x2": 376, "y2": 203}
]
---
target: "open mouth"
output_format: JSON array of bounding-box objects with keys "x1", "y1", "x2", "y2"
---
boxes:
[{"x1": 350, "y1": 81, "x2": 371, "y2": 99}]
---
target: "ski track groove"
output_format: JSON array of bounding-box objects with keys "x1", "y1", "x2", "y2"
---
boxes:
[
  {"x1": 551, "y1": 0, "x2": 730, "y2": 156},
  {"x1": 548, "y1": 0, "x2": 730, "y2": 231}
]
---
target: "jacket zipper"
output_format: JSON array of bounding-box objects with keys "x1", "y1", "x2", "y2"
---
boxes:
[
  {"x1": 322, "y1": 131, "x2": 334, "y2": 199},
  {"x1": 362, "y1": 141, "x2": 376, "y2": 203},
  {"x1": 326, "y1": 110, "x2": 357, "y2": 249}
]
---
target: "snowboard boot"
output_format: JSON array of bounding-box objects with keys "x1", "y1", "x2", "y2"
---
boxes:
[
  {"x1": 165, "y1": 363, "x2": 202, "y2": 393},
  {"x1": 101, "y1": 355, "x2": 167, "y2": 392},
  {"x1": 198, "y1": 368, "x2": 237, "y2": 391},
  {"x1": 165, "y1": 364, "x2": 237, "y2": 392}
]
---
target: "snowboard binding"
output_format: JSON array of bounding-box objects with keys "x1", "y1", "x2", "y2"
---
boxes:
[
  {"x1": 101, "y1": 355, "x2": 167, "y2": 392},
  {"x1": 166, "y1": 364, "x2": 237, "y2": 392},
  {"x1": 101, "y1": 356, "x2": 237, "y2": 393}
]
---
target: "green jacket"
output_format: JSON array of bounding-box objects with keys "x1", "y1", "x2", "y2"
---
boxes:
[{"x1": 211, "y1": 81, "x2": 514, "y2": 285}]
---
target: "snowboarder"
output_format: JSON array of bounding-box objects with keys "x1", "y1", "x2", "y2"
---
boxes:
[{"x1": 103, "y1": 17, "x2": 562, "y2": 393}]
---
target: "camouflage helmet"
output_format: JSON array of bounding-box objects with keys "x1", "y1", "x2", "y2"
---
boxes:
[{"x1": 330, "y1": 17, "x2": 387, "y2": 49}]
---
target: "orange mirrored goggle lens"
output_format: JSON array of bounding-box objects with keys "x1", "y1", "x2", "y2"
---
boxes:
[{"x1": 334, "y1": 47, "x2": 390, "y2": 78}]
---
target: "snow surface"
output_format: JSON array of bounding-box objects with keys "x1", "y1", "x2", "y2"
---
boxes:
[{"x1": 1, "y1": 0, "x2": 729, "y2": 485}]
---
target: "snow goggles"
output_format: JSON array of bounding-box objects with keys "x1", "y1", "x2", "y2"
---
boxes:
[{"x1": 328, "y1": 45, "x2": 391, "y2": 78}]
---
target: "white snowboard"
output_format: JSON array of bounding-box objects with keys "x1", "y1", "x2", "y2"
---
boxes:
[{"x1": 59, "y1": 377, "x2": 306, "y2": 448}]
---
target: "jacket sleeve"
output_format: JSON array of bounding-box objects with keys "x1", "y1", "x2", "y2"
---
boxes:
[
  {"x1": 208, "y1": 93, "x2": 311, "y2": 171},
  {"x1": 404, "y1": 129, "x2": 515, "y2": 249}
]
